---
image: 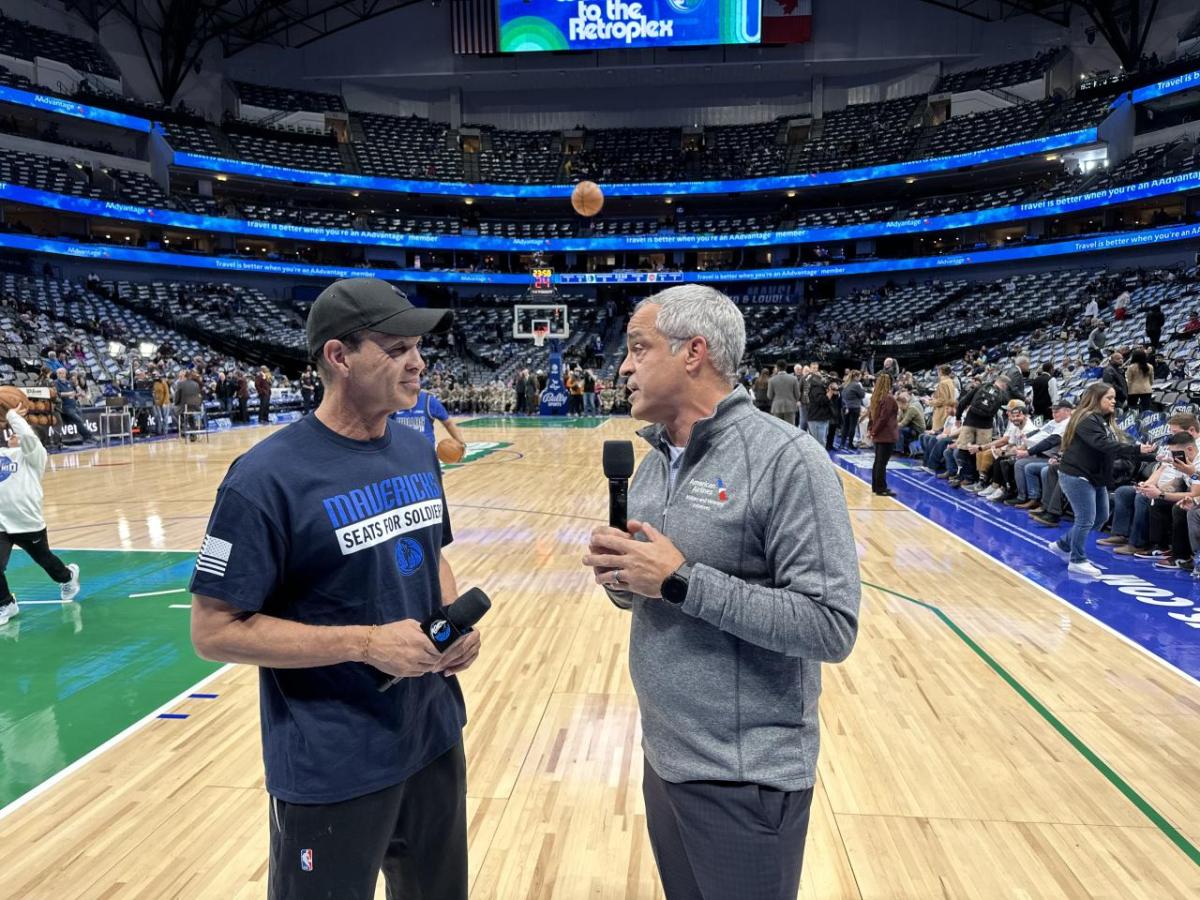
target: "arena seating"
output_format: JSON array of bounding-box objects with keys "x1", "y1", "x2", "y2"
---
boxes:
[
  {"x1": 110, "y1": 169, "x2": 174, "y2": 208},
  {"x1": 0, "y1": 12, "x2": 119, "y2": 79},
  {"x1": 355, "y1": 113, "x2": 463, "y2": 180},
  {"x1": 677, "y1": 214, "x2": 778, "y2": 235},
  {"x1": 229, "y1": 133, "x2": 345, "y2": 173},
  {"x1": 162, "y1": 123, "x2": 224, "y2": 157},
  {"x1": 363, "y1": 213, "x2": 461, "y2": 236},
  {"x1": 927, "y1": 100, "x2": 1054, "y2": 157},
  {"x1": 115, "y1": 280, "x2": 306, "y2": 355},
  {"x1": 936, "y1": 49, "x2": 1064, "y2": 94},
  {"x1": 0, "y1": 146, "x2": 103, "y2": 198},
  {"x1": 0, "y1": 63, "x2": 34, "y2": 91},
  {"x1": 587, "y1": 218, "x2": 660, "y2": 236},
  {"x1": 791, "y1": 97, "x2": 923, "y2": 174},
  {"x1": 476, "y1": 128, "x2": 562, "y2": 184},
  {"x1": 690, "y1": 121, "x2": 785, "y2": 180},
  {"x1": 478, "y1": 219, "x2": 574, "y2": 239},
  {"x1": 233, "y1": 82, "x2": 345, "y2": 114},
  {"x1": 0, "y1": 273, "x2": 220, "y2": 388},
  {"x1": 239, "y1": 203, "x2": 358, "y2": 230},
  {"x1": 791, "y1": 204, "x2": 899, "y2": 228},
  {"x1": 577, "y1": 127, "x2": 684, "y2": 182},
  {"x1": 907, "y1": 186, "x2": 1034, "y2": 217}
]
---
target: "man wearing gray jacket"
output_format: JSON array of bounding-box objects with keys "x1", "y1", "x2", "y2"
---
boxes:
[
  {"x1": 583, "y1": 285, "x2": 860, "y2": 900},
  {"x1": 766, "y1": 360, "x2": 801, "y2": 424}
]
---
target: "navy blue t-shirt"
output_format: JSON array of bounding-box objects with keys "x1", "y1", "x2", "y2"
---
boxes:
[
  {"x1": 189, "y1": 413, "x2": 464, "y2": 804},
  {"x1": 389, "y1": 390, "x2": 449, "y2": 446}
]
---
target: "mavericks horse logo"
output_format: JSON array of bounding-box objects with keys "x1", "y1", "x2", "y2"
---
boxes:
[{"x1": 395, "y1": 537, "x2": 425, "y2": 575}]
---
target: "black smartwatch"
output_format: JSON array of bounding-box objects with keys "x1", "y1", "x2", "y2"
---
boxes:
[{"x1": 660, "y1": 564, "x2": 692, "y2": 605}]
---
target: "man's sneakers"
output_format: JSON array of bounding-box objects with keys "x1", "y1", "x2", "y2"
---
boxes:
[
  {"x1": 0, "y1": 596, "x2": 18, "y2": 626},
  {"x1": 1047, "y1": 540, "x2": 1071, "y2": 561},
  {"x1": 1133, "y1": 549, "x2": 1170, "y2": 562},
  {"x1": 61, "y1": 563, "x2": 81, "y2": 602},
  {"x1": 1068, "y1": 561, "x2": 1103, "y2": 577}
]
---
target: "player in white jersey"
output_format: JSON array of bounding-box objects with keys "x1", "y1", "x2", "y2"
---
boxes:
[{"x1": 0, "y1": 403, "x2": 81, "y2": 625}]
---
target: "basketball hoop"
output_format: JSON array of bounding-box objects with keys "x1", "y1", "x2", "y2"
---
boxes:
[{"x1": 533, "y1": 324, "x2": 549, "y2": 347}]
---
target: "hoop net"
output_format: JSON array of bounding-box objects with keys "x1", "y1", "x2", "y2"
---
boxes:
[{"x1": 533, "y1": 324, "x2": 549, "y2": 347}]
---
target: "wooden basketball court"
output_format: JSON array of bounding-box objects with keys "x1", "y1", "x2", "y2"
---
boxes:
[{"x1": 1, "y1": 417, "x2": 1198, "y2": 898}]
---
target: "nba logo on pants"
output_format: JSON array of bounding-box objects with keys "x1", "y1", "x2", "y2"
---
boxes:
[{"x1": 300, "y1": 848, "x2": 313, "y2": 871}]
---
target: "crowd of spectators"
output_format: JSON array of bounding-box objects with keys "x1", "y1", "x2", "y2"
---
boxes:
[{"x1": 750, "y1": 263, "x2": 1200, "y2": 581}]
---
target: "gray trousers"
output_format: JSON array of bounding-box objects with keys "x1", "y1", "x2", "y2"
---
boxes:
[
  {"x1": 642, "y1": 759, "x2": 814, "y2": 900},
  {"x1": 1187, "y1": 505, "x2": 1200, "y2": 557}
]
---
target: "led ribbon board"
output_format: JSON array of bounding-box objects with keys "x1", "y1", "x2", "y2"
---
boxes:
[
  {"x1": 170, "y1": 128, "x2": 1100, "y2": 199},
  {"x1": 1130, "y1": 67, "x2": 1200, "y2": 105},
  {"x1": 2, "y1": 222, "x2": 1197, "y2": 283},
  {"x1": 3, "y1": 168, "x2": 1197, "y2": 250},
  {"x1": 497, "y1": 0, "x2": 761, "y2": 53},
  {"x1": 0, "y1": 84, "x2": 154, "y2": 132}
]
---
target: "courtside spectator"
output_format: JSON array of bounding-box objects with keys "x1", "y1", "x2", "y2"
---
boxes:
[
  {"x1": 867, "y1": 373, "x2": 898, "y2": 496},
  {"x1": 930, "y1": 365, "x2": 957, "y2": 432},
  {"x1": 977, "y1": 400, "x2": 1037, "y2": 501},
  {"x1": 1102, "y1": 352, "x2": 1129, "y2": 407},
  {"x1": 254, "y1": 366, "x2": 272, "y2": 424},
  {"x1": 1125, "y1": 349, "x2": 1154, "y2": 412},
  {"x1": 896, "y1": 393, "x2": 924, "y2": 456},
  {"x1": 951, "y1": 373, "x2": 1009, "y2": 489},
  {"x1": 1030, "y1": 362, "x2": 1059, "y2": 420},
  {"x1": 839, "y1": 371, "x2": 866, "y2": 450},
  {"x1": 1049, "y1": 382, "x2": 1156, "y2": 577},
  {"x1": 768, "y1": 360, "x2": 800, "y2": 424},
  {"x1": 805, "y1": 364, "x2": 834, "y2": 446},
  {"x1": 1011, "y1": 400, "x2": 1073, "y2": 508}
]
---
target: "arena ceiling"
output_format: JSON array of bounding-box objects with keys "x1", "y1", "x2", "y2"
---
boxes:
[{"x1": 918, "y1": 1, "x2": 1167, "y2": 70}]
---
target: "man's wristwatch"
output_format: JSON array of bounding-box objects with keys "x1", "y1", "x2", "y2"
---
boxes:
[{"x1": 660, "y1": 564, "x2": 692, "y2": 605}]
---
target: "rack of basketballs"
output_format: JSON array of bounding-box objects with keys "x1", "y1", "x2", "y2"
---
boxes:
[{"x1": 0, "y1": 386, "x2": 59, "y2": 440}]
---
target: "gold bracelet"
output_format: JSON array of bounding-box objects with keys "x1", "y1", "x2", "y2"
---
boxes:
[{"x1": 362, "y1": 624, "x2": 379, "y2": 662}]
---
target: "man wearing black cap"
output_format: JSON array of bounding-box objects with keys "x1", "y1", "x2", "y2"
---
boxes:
[{"x1": 189, "y1": 278, "x2": 481, "y2": 900}]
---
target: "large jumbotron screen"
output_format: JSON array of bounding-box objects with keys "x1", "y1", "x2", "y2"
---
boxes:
[{"x1": 497, "y1": 0, "x2": 761, "y2": 52}]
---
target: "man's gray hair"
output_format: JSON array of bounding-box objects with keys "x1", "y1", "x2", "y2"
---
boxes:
[{"x1": 638, "y1": 284, "x2": 746, "y2": 384}]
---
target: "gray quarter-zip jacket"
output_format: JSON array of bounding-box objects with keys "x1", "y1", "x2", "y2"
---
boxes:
[{"x1": 607, "y1": 388, "x2": 860, "y2": 790}]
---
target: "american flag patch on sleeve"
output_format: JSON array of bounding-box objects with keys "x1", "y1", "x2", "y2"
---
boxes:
[{"x1": 195, "y1": 534, "x2": 233, "y2": 578}]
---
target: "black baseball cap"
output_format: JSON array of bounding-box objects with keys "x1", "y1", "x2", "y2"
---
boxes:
[
  {"x1": 1052, "y1": 399, "x2": 1074, "y2": 410},
  {"x1": 306, "y1": 278, "x2": 453, "y2": 358}
]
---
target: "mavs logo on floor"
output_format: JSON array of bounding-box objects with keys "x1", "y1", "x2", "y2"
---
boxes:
[
  {"x1": 395, "y1": 537, "x2": 425, "y2": 575},
  {"x1": 0, "y1": 456, "x2": 17, "y2": 483}
]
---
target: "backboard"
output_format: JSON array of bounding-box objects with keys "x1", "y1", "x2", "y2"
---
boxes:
[{"x1": 514, "y1": 304, "x2": 570, "y2": 345}]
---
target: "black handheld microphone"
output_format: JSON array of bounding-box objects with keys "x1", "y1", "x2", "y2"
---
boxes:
[
  {"x1": 603, "y1": 440, "x2": 634, "y2": 531},
  {"x1": 377, "y1": 587, "x2": 492, "y2": 691}
]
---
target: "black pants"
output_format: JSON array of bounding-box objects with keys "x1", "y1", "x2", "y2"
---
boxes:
[
  {"x1": 642, "y1": 760, "x2": 813, "y2": 900},
  {"x1": 872, "y1": 442, "x2": 894, "y2": 493},
  {"x1": 1148, "y1": 497, "x2": 1179, "y2": 551},
  {"x1": 989, "y1": 457, "x2": 1017, "y2": 494},
  {"x1": 238, "y1": 397, "x2": 248, "y2": 423},
  {"x1": 268, "y1": 741, "x2": 467, "y2": 900},
  {"x1": 258, "y1": 397, "x2": 270, "y2": 424},
  {"x1": 0, "y1": 529, "x2": 72, "y2": 601},
  {"x1": 1128, "y1": 393, "x2": 1152, "y2": 413},
  {"x1": 840, "y1": 408, "x2": 860, "y2": 448},
  {"x1": 1170, "y1": 502, "x2": 1192, "y2": 561}
]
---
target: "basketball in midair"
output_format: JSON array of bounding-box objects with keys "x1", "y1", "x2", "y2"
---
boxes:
[{"x1": 570, "y1": 180, "x2": 604, "y2": 217}]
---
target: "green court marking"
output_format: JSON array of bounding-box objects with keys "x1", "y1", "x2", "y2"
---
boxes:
[
  {"x1": 459, "y1": 416, "x2": 606, "y2": 429},
  {"x1": 863, "y1": 579, "x2": 1200, "y2": 867},
  {"x1": 0, "y1": 549, "x2": 220, "y2": 809},
  {"x1": 440, "y1": 440, "x2": 513, "y2": 470}
]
